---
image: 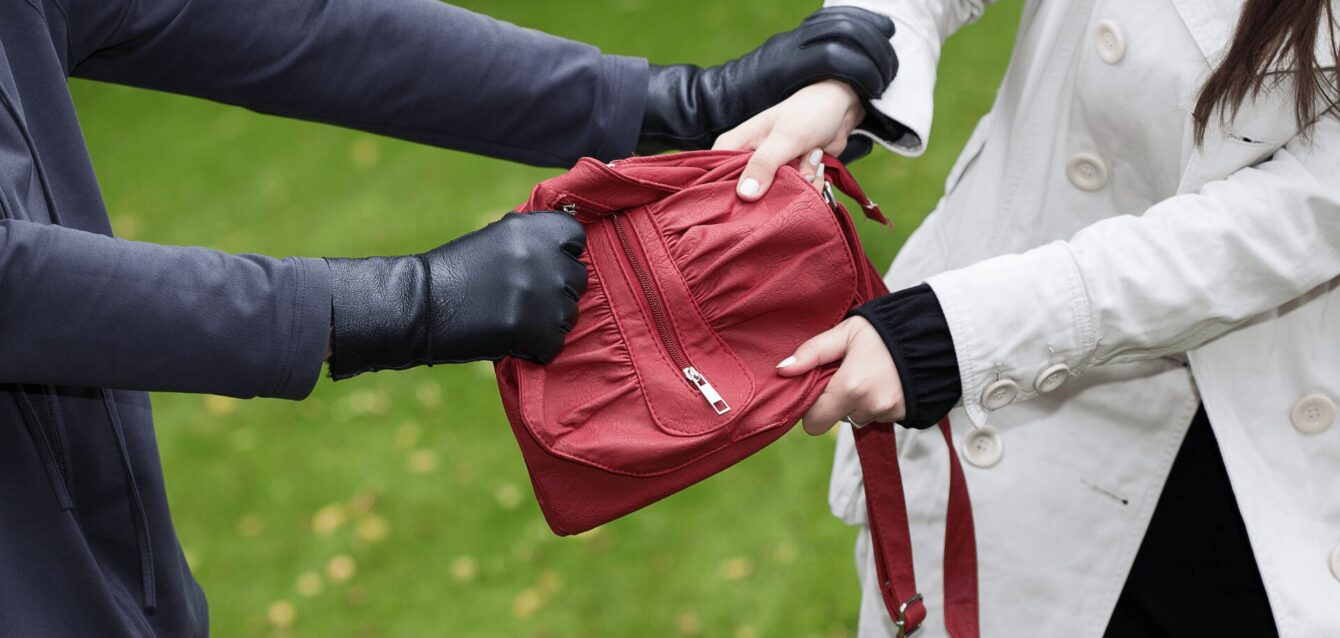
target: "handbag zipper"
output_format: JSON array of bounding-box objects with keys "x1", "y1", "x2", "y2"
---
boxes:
[{"x1": 608, "y1": 213, "x2": 730, "y2": 415}]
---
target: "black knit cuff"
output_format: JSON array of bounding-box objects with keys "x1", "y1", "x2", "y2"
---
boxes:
[{"x1": 848, "y1": 283, "x2": 961, "y2": 429}]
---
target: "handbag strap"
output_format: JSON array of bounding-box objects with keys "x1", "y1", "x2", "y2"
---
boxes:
[
  {"x1": 846, "y1": 195, "x2": 978, "y2": 636},
  {"x1": 820, "y1": 154, "x2": 892, "y2": 228},
  {"x1": 854, "y1": 420, "x2": 979, "y2": 637}
]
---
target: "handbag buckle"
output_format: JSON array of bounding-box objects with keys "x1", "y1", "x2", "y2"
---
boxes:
[{"x1": 893, "y1": 593, "x2": 924, "y2": 637}]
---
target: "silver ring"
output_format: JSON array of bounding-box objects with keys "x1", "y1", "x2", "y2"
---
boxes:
[{"x1": 841, "y1": 414, "x2": 874, "y2": 428}]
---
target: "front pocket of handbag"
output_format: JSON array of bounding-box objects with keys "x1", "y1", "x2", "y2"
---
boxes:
[{"x1": 515, "y1": 207, "x2": 760, "y2": 476}]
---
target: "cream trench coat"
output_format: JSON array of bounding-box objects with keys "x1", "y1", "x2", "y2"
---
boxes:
[{"x1": 821, "y1": 0, "x2": 1340, "y2": 636}]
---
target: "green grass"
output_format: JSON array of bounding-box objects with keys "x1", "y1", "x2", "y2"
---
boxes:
[{"x1": 70, "y1": 2, "x2": 1020, "y2": 635}]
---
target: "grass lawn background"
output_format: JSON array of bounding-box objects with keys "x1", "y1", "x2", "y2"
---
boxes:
[{"x1": 70, "y1": 2, "x2": 1021, "y2": 635}]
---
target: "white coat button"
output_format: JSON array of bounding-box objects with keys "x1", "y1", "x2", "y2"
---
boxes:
[
  {"x1": 981, "y1": 378, "x2": 1020, "y2": 411},
  {"x1": 1290, "y1": 393, "x2": 1336, "y2": 434},
  {"x1": 1034, "y1": 363, "x2": 1071, "y2": 393},
  {"x1": 1066, "y1": 153, "x2": 1109, "y2": 191},
  {"x1": 1094, "y1": 20, "x2": 1126, "y2": 64},
  {"x1": 963, "y1": 426, "x2": 1004, "y2": 468},
  {"x1": 1330, "y1": 546, "x2": 1340, "y2": 582}
]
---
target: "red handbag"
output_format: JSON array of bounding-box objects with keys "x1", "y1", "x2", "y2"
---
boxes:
[{"x1": 496, "y1": 150, "x2": 978, "y2": 636}]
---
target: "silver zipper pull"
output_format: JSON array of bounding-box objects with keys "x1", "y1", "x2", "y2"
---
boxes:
[
  {"x1": 559, "y1": 203, "x2": 578, "y2": 215},
  {"x1": 684, "y1": 367, "x2": 730, "y2": 415},
  {"x1": 820, "y1": 181, "x2": 838, "y2": 212}
]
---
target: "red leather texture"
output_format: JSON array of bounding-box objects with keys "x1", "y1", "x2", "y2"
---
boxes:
[{"x1": 496, "y1": 150, "x2": 978, "y2": 636}]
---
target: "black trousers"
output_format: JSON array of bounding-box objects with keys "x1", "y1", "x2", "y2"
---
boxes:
[{"x1": 1104, "y1": 407, "x2": 1278, "y2": 636}]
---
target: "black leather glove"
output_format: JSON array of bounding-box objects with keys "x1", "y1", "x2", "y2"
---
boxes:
[
  {"x1": 638, "y1": 6, "x2": 898, "y2": 154},
  {"x1": 325, "y1": 212, "x2": 587, "y2": 379}
]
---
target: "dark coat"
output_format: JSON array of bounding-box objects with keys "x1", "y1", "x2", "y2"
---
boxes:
[{"x1": 0, "y1": 0, "x2": 646, "y2": 634}]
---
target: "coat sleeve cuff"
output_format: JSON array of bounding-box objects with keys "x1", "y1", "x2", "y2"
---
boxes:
[
  {"x1": 592, "y1": 54, "x2": 650, "y2": 162},
  {"x1": 927, "y1": 241, "x2": 1096, "y2": 426},
  {"x1": 267, "y1": 256, "x2": 332, "y2": 400},
  {"x1": 825, "y1": 0, "x2": 939, "y2": 156},
  {"x1": 849, "y1": 283, "x2": 961, "y2": 429}
]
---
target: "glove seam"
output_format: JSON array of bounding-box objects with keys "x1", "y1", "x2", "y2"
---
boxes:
[{"x1": 416, "y1": 253, "x2": 435, "y2": 367}]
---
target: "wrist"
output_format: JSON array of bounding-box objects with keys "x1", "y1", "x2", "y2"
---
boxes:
[
  {"x1": 325, "y1": 255, "x2": 430, "y2": 380},
  {"x1": 850, "y1": 284, "x2": 961, "y2": 429},
  {"x1": 638, "y1": 64, "x2": 710, "y2": 154}
]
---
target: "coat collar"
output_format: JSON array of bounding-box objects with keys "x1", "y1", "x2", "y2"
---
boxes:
[
  {"x1": 1171, "y1": 0, "x2": 1338, "y2": 68},
  {"x1": 1169, "y1": 0, "x2": 1243, "y2": 65}
]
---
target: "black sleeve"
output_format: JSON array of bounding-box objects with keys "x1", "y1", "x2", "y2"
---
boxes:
[
  {"x1": 58, "y1": 0, "x2": 648, "y2": 168},
  {"x1": 849, "y1": 283, "x2": 961, "y2": 429}
]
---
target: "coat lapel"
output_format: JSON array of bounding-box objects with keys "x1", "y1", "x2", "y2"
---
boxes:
[{"x1": 1168, "y1": 0, "x2": 1242, "y2": 65}]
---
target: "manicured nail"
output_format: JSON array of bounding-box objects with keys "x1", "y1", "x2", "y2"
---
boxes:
[
  {"x1": 776, "y1": 356, "x2": 797, "y2": 368},
  {"x1": 738, "y1": 178, "x2": 760, "y2": 197},
  {"x1": 808, "y1": 149, "x2": 823, "y2": 166}
]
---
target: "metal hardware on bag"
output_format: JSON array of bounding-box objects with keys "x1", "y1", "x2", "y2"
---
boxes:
[
  {"x1": 821, "y1": 181, "x2": 839, "y2": 212},
  {"x1": 684, "y1": 367, "x2": 730, "y2": 415},
  {"x1": 559, "y1": 203, "x2": 578, "y2": 215},
  {"x1": 893, "y1": 593, "x2": 924, "y2": 637},
  {"x1": 610, "y1": 213, "x2": 728, "y2": 418}
]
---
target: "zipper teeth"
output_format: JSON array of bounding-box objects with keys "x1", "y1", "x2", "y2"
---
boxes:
[{"x1": 610, "y1": 215, "x2": 690, "y2": 371}]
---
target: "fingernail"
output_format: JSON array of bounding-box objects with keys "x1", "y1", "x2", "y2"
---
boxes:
[
  {"x1": 776, "y1": 356, "x2": 797, "y2": 368},
  {"x1": 738, "y1": 178, "x2": 760, "y2": 197},
  {"x1": 816, "y1": 164, "x2": 826, "y2": 182},
  {"x1": 808, "y1": 149, "x2": 823, "y2": 166}
]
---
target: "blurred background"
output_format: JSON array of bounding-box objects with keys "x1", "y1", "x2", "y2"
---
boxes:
[{"x1": 71, "y1": 1, "x2": 1020, "y2": 635}]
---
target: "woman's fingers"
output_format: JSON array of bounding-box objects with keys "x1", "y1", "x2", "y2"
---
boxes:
[
  {"x1": 797, "y1": 149, "x2": 824, "y2": 189},
  {"x1": 712, "y1": 115, "x2": 764, "y2": 152},
  {"x1": 803, "y1": 362, "x2": 862, "y2": 434},
  {"x1": 823, "y1": 136, "x2": 852, "y2": 159},
  {"x1": 736, "y1": 124, "x2": 815, "y2": 200},
  {"x1": 716, "y1": 79, "x2": 863, "y2": 200},
  {"x1": 785, "y1": 316, "x2": 906, "y2": 435},
  {"x1": 775, "y1": 318, "x2": 857, "y2": 377}
]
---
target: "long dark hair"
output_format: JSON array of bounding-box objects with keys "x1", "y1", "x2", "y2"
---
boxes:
[{"x1": 1193, "y1": 0, "x2": 1339, "y2": 143}]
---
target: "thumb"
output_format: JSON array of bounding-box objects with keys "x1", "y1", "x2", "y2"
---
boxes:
[
  {"x1": 736, "y1": 130, "x2": 806, "y2": 201},
  {"x1": 776, "y1": 319, "x2": 856, "y2": 377}
]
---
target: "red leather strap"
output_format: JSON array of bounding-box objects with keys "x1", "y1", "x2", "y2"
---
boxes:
[
  {"x1": 853, "y1": 422, "x2": 927, "y2": 633},
  {"x1": 821, "y1": 155, "x2": 891, "y2": 227},
  {"x1": 939, "y1": 420, "x2": 981, "y2": 637},
  {"x1": 854, "y1": 419, "x2": 979, "y2": 637},
  {"x1": 845, "y1": 192, "x2": 977, "y2": 635}
]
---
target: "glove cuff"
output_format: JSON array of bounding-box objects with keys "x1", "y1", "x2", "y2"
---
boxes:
[
  {"x1": 638, "y1": 64, "x2": 711, "y2": 154},
  {"x1": 325, "y1": 255, "x2": 430, "y2": 380}
]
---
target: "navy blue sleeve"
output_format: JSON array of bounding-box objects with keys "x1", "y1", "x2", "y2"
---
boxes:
[
  {"x1": 850, "y1": 283, "x2": 961, "y2": 429},
  {"x1": 0, "y1": 219, "x2": 330, "y2": 399},
  {"x1": 57, "y1": 0, "x2": 648, "y2": 167}
]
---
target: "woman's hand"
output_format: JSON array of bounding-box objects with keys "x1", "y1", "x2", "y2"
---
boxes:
[
  {"x1": 775, "y1": 316, "x2": 905, "y2": 435},
  {"x1": 713, "y1": 79, "x2": 866, "y2": 200}
]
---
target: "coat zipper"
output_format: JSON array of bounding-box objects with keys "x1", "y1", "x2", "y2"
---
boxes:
[
  {"x1": 10, "y1": 388, "x2": 73, "y2": 509},
  {"x1": 40, "y1": 390, "x2": 66, "y2": 475},
  {"x1": 606, "y1": 212, "x2": 730, "y2": 415}
]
